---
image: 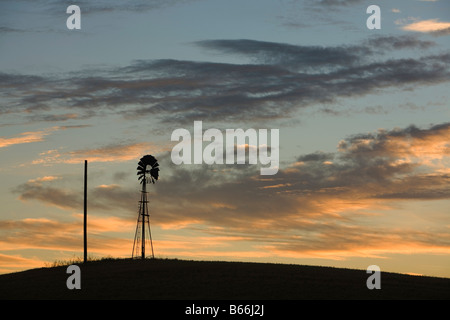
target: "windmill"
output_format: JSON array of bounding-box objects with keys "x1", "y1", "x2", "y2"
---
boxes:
[{"x1": 132, "y1": 155, "x2": 159, "y2": 259}]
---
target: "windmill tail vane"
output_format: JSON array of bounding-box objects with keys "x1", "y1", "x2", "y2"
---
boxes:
[{"x1": 132, "y1": 155, "x2": 159, "y2": 259}]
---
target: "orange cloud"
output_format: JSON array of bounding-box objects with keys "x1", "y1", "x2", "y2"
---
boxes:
[
  {"x1": 264, "y1": 239, "x2": 450, "y2": 261},
  {"x1": 260, "y1": 183, "x2": 292, "y2": 189},
  {"x1": 0, "y1": 126, "x2": 88, "y2": 150},
  {"x1": 158, "y1": 219, "x2": 204, "y2": 230},
  {"x1": 32, "y1": 142, "x2": 170, "y2": 165},
  {"x1": 75, "y1": 214, "x2": 135, "y2": 233},
  {"x1": 0, "y1": 214, "x2": 138, "y2": 272},
  {"x1": 0, "y1": 253, "x2": 46, "y2": 274},
  {"x1": 402, "y1": 19, "x2": 450, "y2": 33},
  {"x1": 0, "y1": 128, "x2": 54, "y2": 149},
  {"x1": 67, "y1": 143, "x2": 156, "y2": 163},
  {"x1": 28, "y1": 176, "x2": 60, "y2": 184},
  {"x1": 6, "y1": 123, "x2": 450, "y2": 276}
]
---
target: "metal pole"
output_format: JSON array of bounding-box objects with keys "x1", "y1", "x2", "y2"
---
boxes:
[
  {"x1": 141, "y1": 178, "x2": 146, "y2": 260},
  {"x1": 84, "y1": 160, "x2": 87, "y2": 263},
  {"x1": 147, "y1": 204, "x2": 154, "y2": 259}
]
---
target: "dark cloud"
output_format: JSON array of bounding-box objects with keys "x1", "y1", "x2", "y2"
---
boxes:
[
  {"x1": 195, "y1": 39, "x2": 369, "y2": 71},
  {"x1": 431, "y1": 27, "x2": 450, "y2": 37},
  {"x1": 1, "y1": 0, "x2": 202, "y2": 16},
  {"x1": 0, "y1": 72, "x2": 45, "y2": 88},
  {"x1": 12, "y1": 179, "x2": 137, "y2": 216},
  {"x1": 12, "y1": 122, "x2": 450, "y2": 256},
  {"x1": 363, "y1": 35, "x2": 436, "y2": 51},
  {"x1": 24, "y1": 113, "x2": 87, "y2": 123},
  {"x1": 15, "y1": 122, "x2": 450, "y2": 221},
  {"x1": 0, "y1": 26, "x2": 26, "y2": 34},
  {"x1": 151, "y1": 122, "x2": 450, "y2": 225},
  {"x1": 1, "y1": 38, "x2": 448, "y2": 125},
  {"x1": 13, "y1": 181, "x2": 81, "y2": 211},
  {"x1": 308, "y1": 0, "x2": 363, "y2": 6},
  {"x1": 195, "y1": 36, "x2": 435, "y2": 70},
  {"x1": 297, "y1": 151, "x2": 334, "y2": 162}
]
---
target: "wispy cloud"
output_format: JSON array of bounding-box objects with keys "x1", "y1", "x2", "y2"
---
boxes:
[
  {"x1": 150, "y1": 122, "x2": 450, "y2": 258},
  {"x1": 401, "y1": 19, "x2": 450, "y2": 36},
  {"x1": 306, "y1": 0, "x2": 364, "y2": 7},
  {"x1": 0, "y1": 26, "x2": 27, "y2": 34},
  {"x1": 0, "y1": 129, "x2": 53, "y2": 149},
  {"x1": 13, "y1": 175, "x2": 138, "y2": 214},
  {"x1": 31, "y1": 142, "x2": 169, "y2": 165},
  {"x1": 13, "y1": 122, "x2": 450, "y2": 260},
  {"x1": 1, "y1": 36, "x2": 445, "y2": 126},
  {"x1": 58, "y1": 0, "x2": 203, "y2": 15},
  {"x1": 0, "y1": 0, "x2": 204, "y2": 16},
  {"x1": 0, "y1": 126, "x2": 85, "y2": 149},
  {"x1": 0, "y1": 253, "x2": 45, "y2": 274},
  {"x1": 0, "y1": 215, "x2": 134, "y2": 266},
  {"x1": 66, "y1": 142, "x2": 167, "y2": 164}
]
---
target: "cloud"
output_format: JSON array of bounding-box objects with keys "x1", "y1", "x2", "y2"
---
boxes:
[
  {"x1": 0, "y1": 36, "x2": 446, "y2": 125},
  {"x1": 16, "y1": 122, "x2": 450, "y2": 213},
  {"x1": 195, "y1": 39, "x2": 369, "y2": 71},
  {"x1": 0, "y1": 26, "x2": 27, "y2": 34},
  {"x1": 0, "y1": 253, "x2": 46, "y2": 274},
  {"x1": 363, "y1": 35, "x2": 435, "y2": 51},
  {"x1": 0, "y1": 217, "x2": 82, "y2": 256},
  {"x1": 11, "y1": 122, "x2": 450, "y2": 260},
  {"x1": 28, "y1": 176, "x2": 60, "y2": 183},
  {"x1": 26, "y1": 113, "x2": 81, "y2": 123},
  {"x1": 31, "y1": 141, "x2": 169, "y2": 165},
  {"x1": 0, "y1": 0, "x2": 203, "y2": 16},
  {"x1": 103, "y1": 49, "x2": 450, "y2": 124},
  {"x1": 56, "y1": 0, "x2": 203, "y2": 15},
  {"x1": 0, "y1": 126, "x2": 86, "y2": 149},
  {"x1": 0, "y1": 125, "x2": 92, "y2": 150},
  {"x1": 13, "y1": 175, "x2": 138, "y2": 214},
  {"x1": 430, "y1": 27, "x2": 450, "y2": 37},
  {"x1": 402, "y1": 19, "x2": 450, "y2": 35},
  {"x1": 0, "y1": 129, "x2": 53, "y2": 149},
  {"x1": 14, "y1": 180, "x2": 82, "y2": 211},
  {"x1": 306, "y1": 0, "x2": 364, "y2": 7},
  {"x1": 0, "y1": 215, "x2": 135, "y2": 265},
  {"x1": 67, "y1": 142, "x2": 165, "y2": 164},
  {"x1": 195, "y1": 36, "x2": 435, "y2": 69},
  {"x1": 156, "y1": 122, "x2": 450, "y2": 253}
]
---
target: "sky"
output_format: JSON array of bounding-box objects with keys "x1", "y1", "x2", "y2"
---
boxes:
[{"x1": 0, "y1": 0, "x2": 449, "y2": 279}]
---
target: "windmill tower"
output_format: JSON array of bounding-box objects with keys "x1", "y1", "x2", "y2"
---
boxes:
[{"x1": 132, "y1": 155, "x2": 159, "y2": 259}]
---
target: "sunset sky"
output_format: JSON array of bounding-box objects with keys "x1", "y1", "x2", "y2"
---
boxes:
[{"x1": 1, "y1": 0, "x2": 450, "y2": 278}]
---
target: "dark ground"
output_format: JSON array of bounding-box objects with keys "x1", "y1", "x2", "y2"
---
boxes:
[{"x1": 0, "y1": 258, "x2": 449, "y2": 300}]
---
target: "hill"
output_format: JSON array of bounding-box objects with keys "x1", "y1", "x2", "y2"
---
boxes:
[{"x1": 0, "y1": 258, "x2": 449, "y2": 300}]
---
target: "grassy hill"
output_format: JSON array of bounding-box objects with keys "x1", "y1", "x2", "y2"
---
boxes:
[{"x1": 0, "y1": 258, "x2": 449, "y2": 300}]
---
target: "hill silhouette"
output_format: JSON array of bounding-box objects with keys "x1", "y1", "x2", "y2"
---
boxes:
[{"x1": 0, "y1": 258, "x2": 449, "y2": 300}]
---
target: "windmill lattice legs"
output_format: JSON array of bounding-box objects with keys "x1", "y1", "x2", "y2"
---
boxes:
[{"x1": 132, "y1": 179, "x2": 154, "y2": 259}]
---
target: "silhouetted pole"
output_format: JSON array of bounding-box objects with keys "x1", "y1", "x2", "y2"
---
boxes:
[
  {"x1": 141, "y1": 177, "x2": 146, "y2": 260},
  {"x1": 84, "y1": 160, "x2": 88, "y2": 263}
]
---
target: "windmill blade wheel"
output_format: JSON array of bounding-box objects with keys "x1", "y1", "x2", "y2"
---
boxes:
[{"x1": 137, "y1": 155, "x2": 159, "y2": 183}]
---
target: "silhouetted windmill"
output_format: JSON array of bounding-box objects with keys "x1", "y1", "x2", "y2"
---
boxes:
[{"x1": 132, "y1": 155, "x2": 159, "y2": 259}]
